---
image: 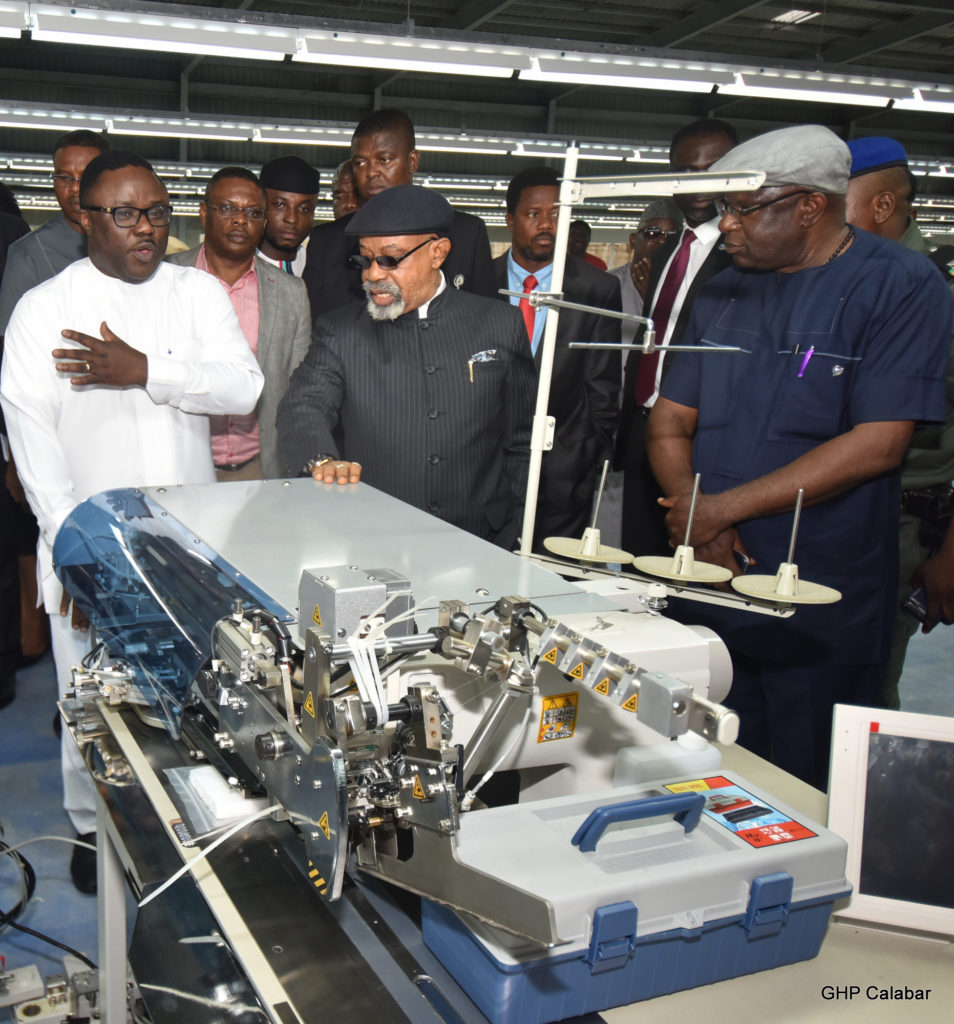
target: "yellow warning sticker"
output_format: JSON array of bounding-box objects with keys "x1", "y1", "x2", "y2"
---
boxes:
[
  {"x1": 312, "y1": 604, "x2": 322, "y2": 626},
  {"x1": 317, "y1": 810, "x2": 331, "y2": 840},
  {"x1": 622, "y1": 694, "x2": 639, "y2": 713},
  {"x1": 568, "y1": 662, "x2": 586, "y2": 680},
  {"x1": 303, "y1": 692, "x2": 316, "y2": 719},
  {"x1": 594, "y1": 677, "x2": 611, "y2": 696},
  {"x1": 537, "y1": 691, "x2": 578, "y2": 743},
  {"x1": 412, "y1": 774, "x2": 427, "y2": 800},
  {"x1": 541, "y1": 647, "x2": 559, "y2": 665},
  {"x1": 666, "y1": 779, "x2": 711, "y2": 794},
  {"x1": 308, "y1": 860, "x2": 327, "y2": 893}
]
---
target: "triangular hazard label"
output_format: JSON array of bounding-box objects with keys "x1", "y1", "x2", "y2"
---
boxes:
[
  {"x1": 594, "y1": 678, "x2": 611, "y2": 695},
  {"x1": 413, "y1": 774, "x2": 427, "y2": 800},
  {"x1": 541, "y1": 647, "x2": 559, "y2": 664},
  {"x1": 303, "y1": 692, "x2": 316, "y2": 718},
  {"x1": 312, "y1": 604, "x2": 322, "y2": 626},
  {"x1": 317, "y1": 811, "x2": 331, "y2": 840},
  {"x1": 568, "y1": 662, "x2": 585, "y2": 680},
  {"x1": 622, "y1": 694, "x2": 639, "y2": 713}
]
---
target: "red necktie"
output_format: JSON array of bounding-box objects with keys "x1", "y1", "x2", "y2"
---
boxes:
[
  {"x1": 634, "y1": 229, "x2": 696, "y2": 406},
  {"x1": 519, "y1": 274, "x2": 538, "y2": 344}
]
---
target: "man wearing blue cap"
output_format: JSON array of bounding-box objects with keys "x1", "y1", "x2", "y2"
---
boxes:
[
  {"x1": 647, "y1": 125, "x2": 951, "y2": 788},
  {"x1": 846, "y1": 136, "x2": 925, "y2": 253},
  {"x1": 847, "y1": 136, "x2": 954, "y2": 706},
  {"x1": 277, "y1": 184, "x2": 536, "y2": 550}
]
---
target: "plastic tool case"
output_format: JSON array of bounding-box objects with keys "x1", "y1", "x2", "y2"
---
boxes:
[{"x1": 422, "y1": 773, "x2": 849, "y2": 1024}]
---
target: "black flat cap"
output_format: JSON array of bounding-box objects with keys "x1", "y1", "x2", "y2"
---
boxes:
[
  {"x1": 259, "y1": 156, "x2": 320, "y2": 194},
  {"x1": 345, "y1": 184, "x2": 454, "y2": 236}
]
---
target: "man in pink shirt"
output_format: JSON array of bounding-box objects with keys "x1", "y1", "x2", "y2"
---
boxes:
[{"x1": 169, "y1": 166, "x2": 312, "y2": 478}]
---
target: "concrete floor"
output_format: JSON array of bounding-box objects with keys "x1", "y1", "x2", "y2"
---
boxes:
[{"x1": 1, "y1": 613, "x2": 952, "y2": 985}]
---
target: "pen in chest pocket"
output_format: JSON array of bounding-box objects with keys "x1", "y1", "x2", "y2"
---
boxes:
[
  {"x1": 467, "y1": 349, "x2": 498, "y2": 383},
  {"x1": 797, "y1": 345, "x2": 815, "y2": 378}
]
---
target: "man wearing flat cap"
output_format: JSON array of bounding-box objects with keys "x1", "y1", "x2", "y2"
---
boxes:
[
  {"x1": 847, "y1": 137, "x2": 954, "y2": 706},
  {"x1": 277, "y1": 184, "x2": 536, "y2": 549},
  {"x1": 257, "y1": 155, "x2": 320, "y2": 277},
  {"x1": 647, "y1": 124, "x2": 952, "y2": 788},
  {"x1": 301, "y1": 109, "x2": 497, "y2": 320}
]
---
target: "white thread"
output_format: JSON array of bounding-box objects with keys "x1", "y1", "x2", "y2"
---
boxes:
[{"x1": 139, "y1": 805, "x2": 273, "y2": 909}]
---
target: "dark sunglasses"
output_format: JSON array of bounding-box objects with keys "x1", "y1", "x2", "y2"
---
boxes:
[
  {"x1": 349, "y1": 236, "x2": 437, "y2": 271},
  {"x1": 639, "y1": 227, "x2": 678, "y2": 241}
]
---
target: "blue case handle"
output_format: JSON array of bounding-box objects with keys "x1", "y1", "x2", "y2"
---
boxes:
[{"x1": 571, "y1": 792, "x2": 706, "y2": 852}]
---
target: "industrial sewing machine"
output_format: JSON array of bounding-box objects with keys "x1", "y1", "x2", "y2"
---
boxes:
[{"x1": 46, "y1": 480, "x2": 848, "y2": 1024}]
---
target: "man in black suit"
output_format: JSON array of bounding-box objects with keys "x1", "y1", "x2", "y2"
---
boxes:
[
  {"x1": 302, "y1": 109, "x2": 497, "y2": 320},
  {"x1": 278, "y1": 185, "x2": 535, "y2": 550},
  {"x1": 617, "y1": 119, "x2": 738, "y2": 557},
  {"x1": 0, "y1": 206, "x2": 28, "y2": 708},
  {"x1": 495, "y1": 167, "x2": 621, "y2": 548}
]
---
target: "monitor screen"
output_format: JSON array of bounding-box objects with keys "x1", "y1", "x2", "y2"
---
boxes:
[{"x1": 828, "y1": 705, "x2": 954, "y2": 935}]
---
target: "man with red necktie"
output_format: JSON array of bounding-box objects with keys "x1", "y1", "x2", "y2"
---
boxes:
[
  {"x1": 494, "y1": 166, "x2": 621, "y2": 548},
  {"x1": 617, "y1": 119, "x2": 738, "y2": 557}
]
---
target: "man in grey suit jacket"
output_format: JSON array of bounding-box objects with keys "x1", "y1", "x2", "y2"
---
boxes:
[
  {"x1": 278, "y1": 185, "x2": 535, "y2": 550},
  {"x1": 168, "y1": 166, "x2": 311, "y2": 479}
]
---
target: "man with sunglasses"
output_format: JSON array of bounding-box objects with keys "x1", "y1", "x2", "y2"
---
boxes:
[
  {"x1": 168, "y1": 166, "x2": 312, "y2": 480},
  {"x1": 0, "y1": 150, "x2": 263, "y2": 892},
  {"x1": 646, "y1": 125, "x2": 952, "y2": 789},
  {"x1": 302, "y1": 108, "x2": 496, "y2": 320},
  {"x1": 278, "y1": 184, "x2": 535, "y2": 549},
  {"x1": 610, "y1": 199, "x2": 684, "y2": 354}
]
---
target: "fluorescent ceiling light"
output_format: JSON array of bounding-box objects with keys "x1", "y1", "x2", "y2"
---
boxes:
[
  {"x1": 30, "y1": 4, "x2": 294, "y2": 60},
  {"x1": 417, "y1": 136, "x2": 510, "y2": 155},
  {"x1": 0, "y1": 1, "x2": 26, "y2": 38},
  {"x1": 253, "y1": 126, "x2": 353, "y2": 147},
  {"x1": 0, "y1": 105, "x2": 106, "y2": 131},
  {"x1": 521, "y1": 55, "x2": 733, "y2": 93},
  {"x1": 771, "y1": 9, "x2": 821, "y2": 25},
  {"x1": 723, "y1": 71, "x2": 910, "y2": 107},
  {"x1": 109, "y1": 116, "x2": 252, "y2": 142},
  {"x1": 296, "y1": 31, "x2": 528, "y2": 77},
  {"x1": 895, "y1": 88, "x2": 954, "y2": 114}
]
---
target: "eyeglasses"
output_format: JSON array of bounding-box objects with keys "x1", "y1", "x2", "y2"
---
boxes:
[
  {"x1": 715, "y1": 190, "x2": 811, "y2": 220},
  {"x1": 51, "y1": 173, "x2": 82, "y2": 188},
  {"x1": 639, "y1": 227, "x2": 678, "y2": 241},
  {"x1": 349, "y1": 236, "x2": 438, "y2": 271},
  {"x1": 203, "y1": 202, "x2": 267, "y2": 222},
  {"x1": 83, "y1": 204, "x2": 174, "y2": 228}
]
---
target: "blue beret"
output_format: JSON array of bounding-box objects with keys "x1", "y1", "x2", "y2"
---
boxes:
[
  {"x1": 345, "y1": 184, "x2": 454, "y2": 237},
  {"x1": 847, "y1": 137, "x2": 908, "y2": 178}
]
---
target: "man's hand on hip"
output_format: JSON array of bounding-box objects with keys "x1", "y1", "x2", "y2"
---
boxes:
[{"x1": 53, "y1": 320, "x2": 148, "y2": 388}]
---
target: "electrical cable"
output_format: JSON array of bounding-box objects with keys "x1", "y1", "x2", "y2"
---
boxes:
[
  {"x1": 0, "y1": 836, "x2": 36, "y2": 924},
  {"x1": 0, "y1": 831, "x2": 96, "y2": 969},
  {"x1": 460, "y1": 699, "x2": 535, "y2": 812},
  {"x1": 0, "y1": 909, "x2": 97, "y2": 969}
]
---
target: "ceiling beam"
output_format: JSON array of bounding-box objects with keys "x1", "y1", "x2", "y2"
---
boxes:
[
  {"x1": 639, "y1": 0, "x2": 769, "y2": 48},
  {"x1": 823, "y1": 11, "x2": 954, "y2": 63},
  {"x1": 440, "y1": 1, "x2": 520, "y2": 32}
]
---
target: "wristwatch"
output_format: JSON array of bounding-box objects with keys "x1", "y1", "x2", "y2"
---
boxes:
[{"x1": 301, "y1": 454, "x2": 336, "y2": 477}]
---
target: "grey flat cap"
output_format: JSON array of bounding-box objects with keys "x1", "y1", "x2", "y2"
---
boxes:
[
  {"x1": 345, "y1": 184, "x2": 454, "y2": 236},
  {"x1": 710, "y1": 125, "x2": 851, "y2": 195},
  {"x1": 638, "y1": 198, "x2": 684, "y2": 227}
]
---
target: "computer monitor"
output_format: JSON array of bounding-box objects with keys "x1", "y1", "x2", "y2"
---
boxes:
[{"x1": 828, "y1": 704, "x2": 954, "y2": 936}]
